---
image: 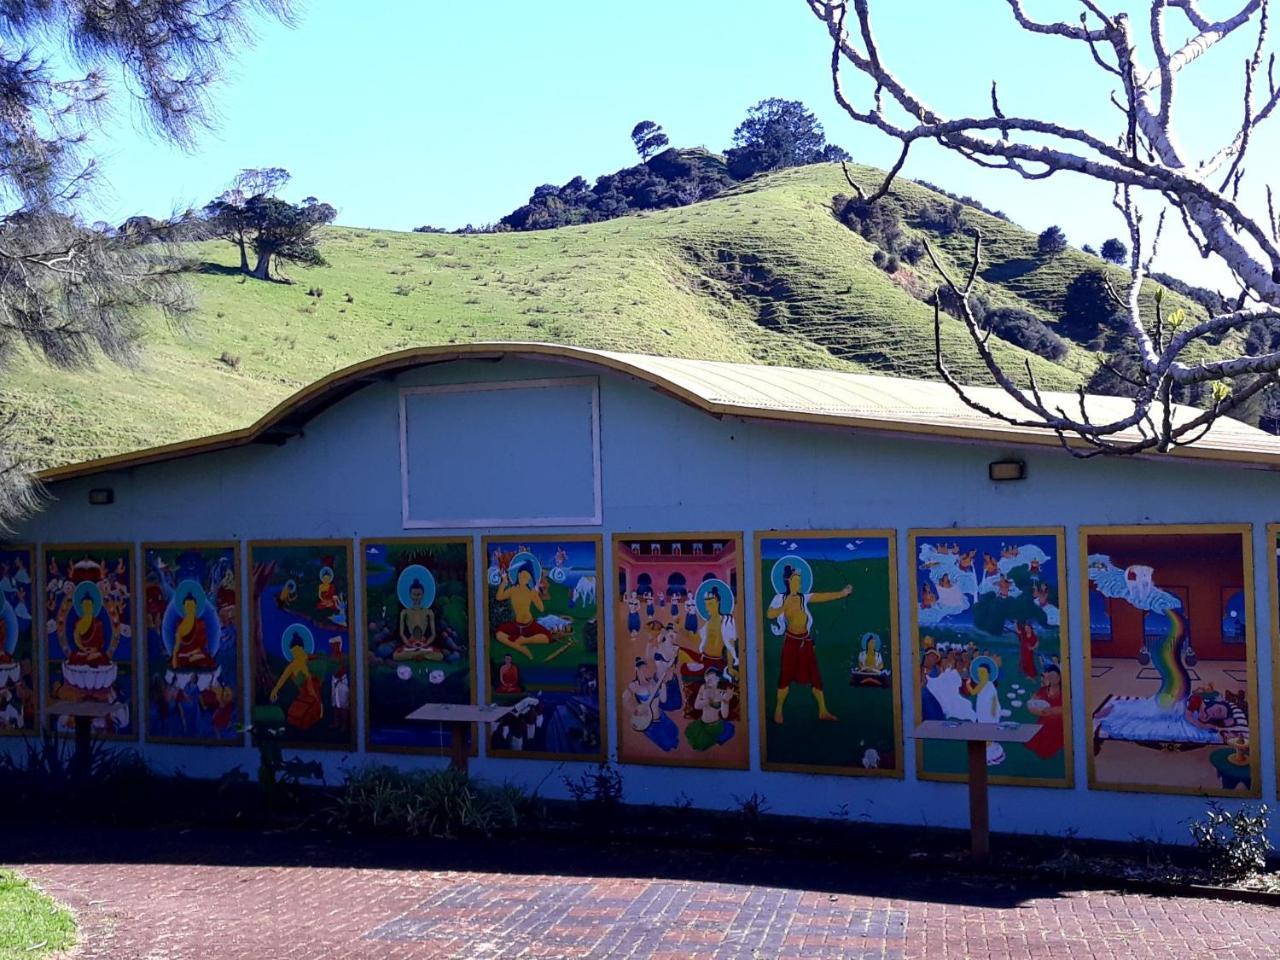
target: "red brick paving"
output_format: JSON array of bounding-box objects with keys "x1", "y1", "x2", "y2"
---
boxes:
[{"x1": 9, "y1": 832, "x2": 1280, "y2": 959}]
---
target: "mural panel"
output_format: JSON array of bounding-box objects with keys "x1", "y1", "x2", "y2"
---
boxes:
[
  {"x1": 44, "y1": 545, "x2": 135, "y2": 737},
  {"x1": 910, "y1": 529, "x2": 1071, "y2": 786},
  {"x1": 613, "y1": 534, "x2": 748, "y2": 769},
  {"x1": 363, "y1": 538, "x2": 474, "y2": 752},
  {"x1": 1084, "y1": 525, "x2": 1258, "y2": 796},
  {"x1": 483, "y1": 536, "x2": 604, "y2": 760},
  {"x1": 0, "y1": 546, "x2": 36, "y2": 733},
  {"x1": 756, "y1": 531, "x2": 900, "y2": 775},
  {"x1": 141, "y1": 543, "x2": 242, "y2": 743},
  {"x1": 249, "y1": 541, "x2": 354, "y2": 749}
]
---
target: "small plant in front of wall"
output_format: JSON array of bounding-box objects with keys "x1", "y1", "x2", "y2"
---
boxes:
[
  {"x1": 246, "y1": 709, "x2": 324, "y2": 806},
  {"x1": 1188, "y1": 802, "x2": 1272, "y2": 883},
  {"x1": 563, "y1": 762, "x2": 623, "y2": 813},
  {"x1": 734, "y1": 791, "x2": 771, "y2": 823}
]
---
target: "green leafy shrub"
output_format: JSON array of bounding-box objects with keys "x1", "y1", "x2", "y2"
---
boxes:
[
  {"x1": 1189, "y1": 802, "x2": 1272, "y2": 881},
  {"x1": 327, "y1": 766, "x2": 527, "y2": 839},
  {"x1": 983, "y1": 306, "x2": 1069, "y2": 361}
]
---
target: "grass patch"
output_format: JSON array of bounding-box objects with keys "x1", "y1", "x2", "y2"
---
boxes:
[
  {"x1": 0, "y1": 871, "x2": 75, "y2": 959},
  {"x1": 0, "y1": 163, "x2": 1239, "y2": 471}
]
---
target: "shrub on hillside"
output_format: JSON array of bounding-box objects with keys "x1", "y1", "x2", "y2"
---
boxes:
[
  {"x1": 1100, "y1": 237, "x2": 1128, "y2": 264},
  {"x1": 500, "y1": 150, "x2": 733, "y2": 231},
  {"x1": 1150, "y1": 271, "x2": 1228, "y2": 316},
  {"x1": 916, "y1": 199, "x2": 967, "y2": 236},
  {"x1": 1060, "y1": 269, "x2": 1125, "y2": 342},
  {"x1": 1038, "y1": 225, "x2": 1068, "y2": 256},
  {"x1": 983, "y1": 307, "x2": 1069, "y2": 360},
  {"x1": 913, "y1": 180, "x2": 1012, "y2": 221},
  {"x1": 835, "y1": 194, "x2": 926, "y2": 269}
]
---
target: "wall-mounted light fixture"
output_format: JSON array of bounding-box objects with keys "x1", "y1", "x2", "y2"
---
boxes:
[
  {"x1": 988, "y1": 459, "x2": 1027, "y2": 482},
  {"x1": 88, "y1": 488, "x2": 114, "y2": 505}
]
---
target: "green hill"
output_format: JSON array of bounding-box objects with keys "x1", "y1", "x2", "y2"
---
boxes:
[{"x1": 2, "y1": 162, "x2": 1218, "y2": 471}]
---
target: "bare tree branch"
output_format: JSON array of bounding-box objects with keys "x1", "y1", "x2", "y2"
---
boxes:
[{"x1": 807, "y1": 0, "x2": 1280, "y2": 455}]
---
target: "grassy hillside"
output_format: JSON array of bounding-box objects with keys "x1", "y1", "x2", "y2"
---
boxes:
[{"x1": 2, "y1": 162, "x2": 1216, "y2": 471}]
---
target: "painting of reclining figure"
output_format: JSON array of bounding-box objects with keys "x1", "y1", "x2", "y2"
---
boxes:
[
  {"x1": 756, "y1": 531, "x2": 900, "y2": 776},
  {"x1": 613, "y1": 534, "x2": 748, "y2": 770},
  {"x1": 910, "y1": 529, "x2": 1071, "y2": 786},
  {"x1": 483, "y1": 536, "x2": 604, "y2": 760},
  {"x1": 1083, "y1": 525, "x2": 1258, "y2": 796}
]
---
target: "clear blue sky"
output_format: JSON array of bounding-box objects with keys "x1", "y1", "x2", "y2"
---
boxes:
[{"x1": 86, "y1": 0, "x2": 1265, "y2": 285}]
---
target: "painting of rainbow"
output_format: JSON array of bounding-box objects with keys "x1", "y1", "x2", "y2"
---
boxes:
[
  {"x1": 613, "y1": 534, "x2": 748, "y2": 769},
  {"x1": 44, "y1": 545, "x2": 135, "y2": 737},
  {"x1": 142, "y1": 543, "x2": 241, "y2": 743},
  {"x1": 1083, "y1": 526, "x2": 1258, "y2": 796},
  {"x1": 910, "y1": 529, "x2": 1071, "y2": 786}
]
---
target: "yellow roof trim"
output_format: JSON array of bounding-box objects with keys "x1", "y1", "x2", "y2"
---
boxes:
[{"x1": 34, "y1": 342, "x2": 1280, "y2": 483}]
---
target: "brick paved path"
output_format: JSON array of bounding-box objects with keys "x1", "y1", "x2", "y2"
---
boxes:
[{"x1": 9, "y1": 830, "x2": 1280, "y2": 959}]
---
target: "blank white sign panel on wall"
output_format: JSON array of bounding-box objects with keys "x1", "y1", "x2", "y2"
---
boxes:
[{"x1": 399, "y1": 377, "x2": 602, "y2": 527}]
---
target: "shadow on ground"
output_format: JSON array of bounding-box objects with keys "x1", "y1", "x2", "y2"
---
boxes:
[{"x1": 6, "y1": 824, "x2": 1109, "y2": 911}]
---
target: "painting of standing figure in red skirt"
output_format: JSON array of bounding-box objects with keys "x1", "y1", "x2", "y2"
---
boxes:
[
  {"x1": 44, "y1": 546, "x2": 135, "y2": 737},
  {"x1": 613, "y1": 534, "x2": 747, "y2": 770},
  {"x1": 142, "y1": 543, "x2": 241, "y2": 744},
  {"x1": 0, "y1": 546, "x2": 36, "y2": 733},
  {"x1": 250, "y1": 541, "x2": 354, "y2": 749}
]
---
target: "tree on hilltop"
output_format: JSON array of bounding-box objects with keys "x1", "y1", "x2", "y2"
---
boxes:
[
  {"x1": 204, "y1": 171, "x2": 335, "y2": 281},
  {"x1": 205, "y1": 167, "x2": 291, "y2": 272},
  {"x1": 631, "y1": 121, "x2": 670, "y2": 161},
  {"x1": 1100, "y1": 238, "x2": 1129, "y2": 265},
  {"x1": 725, "y1": 98, "x2": 842, "y2": 179},
  {"x1": 0, "y1": 0, "x2": 293, "y2": 525},
  {"x1": 245, "y1": 196, "x2": 337, "y2": 280}
]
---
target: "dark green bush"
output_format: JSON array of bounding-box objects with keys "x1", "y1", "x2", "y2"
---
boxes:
[{"x1": 984, "y1": 306, "x2": 1069, "y2": 360}]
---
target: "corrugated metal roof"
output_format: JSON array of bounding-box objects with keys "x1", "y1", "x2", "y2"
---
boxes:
[
  {"x1": 603, "y1": 349, "x2": 1277, "y2": 455},
  {"x1": 34, "y1": 342, "x2": 1280, "y2": 483}
]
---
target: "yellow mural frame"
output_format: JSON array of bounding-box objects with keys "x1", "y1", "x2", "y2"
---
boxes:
[
  {"x1": 359, "y1": 536, "x2": 477, "y2": 757},
  {"x1": 1269, "y1": 523, "x2": 1280, "y2": 801},
  {"x1": 908, "y1": 526, "x2": 1074, "y2": 789},
  {"x1": 610, "y1": 531, "x2": 749, "y2": 771},
  {"x1": 247, "y1": 539, "x2": 357, "y2": 752},
  {"x1": 137, "y1": 541, "x2": 245, "y2": 748},
  {"x1": 40, "y1": 542, "x2": 140, "y2": 741},
  {"x1": 752, "y1": 529, "x2": 902, "y2": 778},
  {"x1": 0, "y1": 542, "x2": 35, "y2": 739},
  {"x1": 1080, "y1": 523, "x2": 1260, "y2": 799},
  {"x1": 482, "y1": 534, "x2": 607, "y2": 763}
]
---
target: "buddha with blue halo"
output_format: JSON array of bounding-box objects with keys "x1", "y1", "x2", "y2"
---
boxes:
[
  {"x1": 60, "y1": 578, "x2": 118, "y2": 694},
  {"x1": 394, "y1": 565, "x2": 458, "y2": 662},
  {"x1": 164, "y1": 579, "x2": 220, "y2": 673}
]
